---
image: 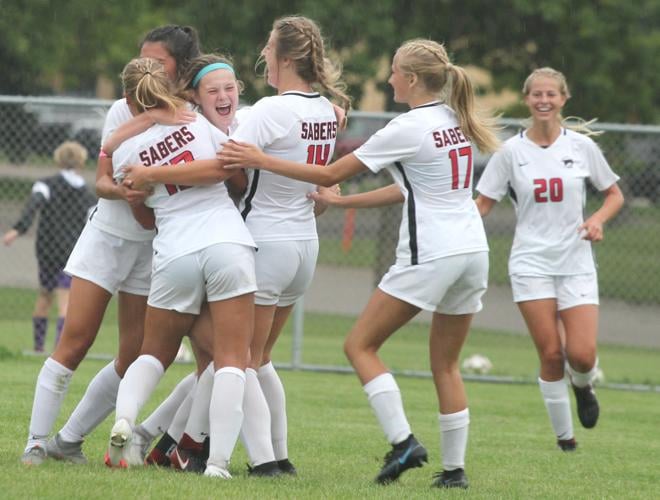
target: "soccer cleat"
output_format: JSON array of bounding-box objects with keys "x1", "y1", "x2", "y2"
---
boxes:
[
  {"x1": 106, "y1": 418, "x2": 132, "y2": 467},
  {"x1": 125, "y1": 425, "x2": 153, "y2": 466},
  {"x1": 557, "y1": 437, "x2": 578, "y2": 452},
  {"x1": 21, "y1": 446, "x2": 47, "y2": 466},
  {"x1": 277, "y1": 458, "x2": 297, "y2": 475},
  {"x1": 145, "y1": 432, "x2": 177, "y2": 467},
  {"x1": 572, "y1": 384, "x2": 600, "y2": 429},
  {"x1": 375, "y1": 434, "x2": 428, "y2": 485},
  {"x1": 46, "y1": 433, "x2": 87, "y2": 464},
  {"x1": 170, "y1": 447, "x2": 206, "y2": 474},
  {"x1": 431, "y1": 468, "x2": 469, "y2": 489},
  {"x1": 247, "y1": 461, "x2": 283, "y2": 477},
  {"x1": 204, "y1": 464, "x2": 232, "y2": 479}
]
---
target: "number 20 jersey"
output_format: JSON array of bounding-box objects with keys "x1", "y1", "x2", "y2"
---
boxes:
[
  {"x1": 477, "y1": 128, "x2": 619, "y2": 276},
  {"x1": 113, "y1": 113, "x2": 255, "y2": 270},
  {"x1": 231, "y1": 92, "x2": 338, "y2": 242}
]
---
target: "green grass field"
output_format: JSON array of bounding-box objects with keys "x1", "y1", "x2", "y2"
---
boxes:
[{"x1": 1, "y1": 295, "x2": 660, "y2": 498}]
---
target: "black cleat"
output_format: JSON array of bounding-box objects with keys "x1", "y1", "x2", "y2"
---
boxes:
[
  {"x1": 572, "y1": 384, "x2": 599, "y2": 429},
  {"x1": 248, "y1": 460, "x2": 283, "y2": 477},
  {"x1": 277, "y1": 458, "x2": 297, "y2": 475},
  {"x1": 557, "y1": 438, "x2": 578, "y2": 452},
  {"x1": 375, "y1": 434, "x2": 428, "y2": 485},
  {"x1": 431, "y1": 468, "x2": 469, "y2": 489}
]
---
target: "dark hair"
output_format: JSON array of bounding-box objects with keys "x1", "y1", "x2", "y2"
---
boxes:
[{"x1": 140, "y1": 25, "x2": 202, "y2": 81}]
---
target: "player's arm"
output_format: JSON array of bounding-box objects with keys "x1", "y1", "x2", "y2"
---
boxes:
[
  {"x1": 310, "y1": 183, "x2": 403, "y2": 209},
  {"x1": 130, "y1": 203, "x2": 156, "y2": 230},
  {"x1": 122, "y1": 159, "x2": 235, "y2": 192},
  {"x1": 219, "y1": 141, "x2": 368, "y2": 187},
  {"x1": 475, "y1": 194, "x2": 497, "y2": 217},
  {"x1": 579, "y1": 182, "x2": 624, "y2": 242},
  {"x1": 102, "y1": 108, "x2": 196, "y2": 154},
  {"x1": 95, "y1": 154, "x2": 150, "y2": 206}
]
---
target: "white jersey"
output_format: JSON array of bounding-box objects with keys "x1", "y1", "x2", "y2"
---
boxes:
[
  {"x1": 113, "y1": 113, "x2": 255, "y2": 271},
  {"x1": 89, "y1": 98, "x2": 156, "y2": 241},
  {"x1": 354, "y1": 101, "x2": 488, "y2": 266},
  {"x1": 231, "y1": 92, "x2": 338, "y2": 242},
  {"x1": 477, "y1": 128, "x2": 619, "y2": 276}
]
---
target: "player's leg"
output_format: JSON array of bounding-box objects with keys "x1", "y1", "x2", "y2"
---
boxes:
[
  {"x1": 559, "y1": 275, "x2": 600, "y2": 429},
  {"x1": 31, "y1": 287, "x2": 53, "y2": 353},
  {"x1": 518, "y1": 297, "x2": 575, "y2": 449}
]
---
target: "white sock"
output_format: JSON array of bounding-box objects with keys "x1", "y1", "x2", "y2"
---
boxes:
[
  {"x1": 240, "y1": 368, "x2": 275, "y2": 466},
  {"x1": 363, "y1": 372, "x2": 411, "y2": 445},
  {"x1": 115, "y1": 355, "x2": 164, "y2": 427},
  {"x1": 167, "y1": 392, "x2": 193, "y2": 443},
  {"x1": 207, "y1": 367, "x2": 245, "y2": 469},
  {"x1": 25, "y1": 357, "x2": 73, "y2": 450},
  {"x1": 539, "y1": 378, "x2": 573, "y2": 440},
  {"x1": 257, "y1": 361, "x2": 288, "y2": 460},
  {"x1": 59, "y1": 361, "x2": 121, "y2": 443},
  {"x1": 438, "y1": 408, "x2": 469, "y2": 471},
  {"x1": 568, "y1": 358, "x2": 599, "y2": 388},
  {"x1": 141, "y1": 371, "x2": 196, "y2": 438},
  {"x1": 184, "y1": 363, "x2": 214, "y2": 443}
]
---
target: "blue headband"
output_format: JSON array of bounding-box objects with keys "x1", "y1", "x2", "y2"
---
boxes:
[{"x1": 192, "y1": 63, "x2": 235, "y2": 88}]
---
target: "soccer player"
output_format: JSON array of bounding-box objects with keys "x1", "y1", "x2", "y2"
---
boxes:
[
  {"x1": 123, "y1": 16, "x2": 350, "y2": 476},
  {"x1": 20, "y1": 25, "x2": 201, "y2": 466},
  {"x1": 106, "y1": 57, "x2": 257, "y2": 482},
  {"x1": 218, "y1": 38, "x2": 500, "y2": 489},
  {"x1": 3, "y1": 141, "x2": 96, "y2": 352},
  {"x1": 475, "y1": 67, "x2": 624, "y2": 451}
]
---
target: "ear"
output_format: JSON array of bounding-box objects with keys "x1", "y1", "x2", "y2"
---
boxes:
[{"x1": 408, "y1": 73, "x2": 418, "y2": 87}]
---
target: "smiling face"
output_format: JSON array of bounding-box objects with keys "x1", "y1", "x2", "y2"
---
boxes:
[
  {"x1": 524, "y1": 75, "x2": 567, "y2": 125},
  {"x1": 388, "y1": 54, "x2": 411, "y2": 104},
  {"x1": 194, "y1": 69, "x2": 240, "y2": 133},
  {"x1": 261, "y1": 30, "x2": 280, "y2": 89},
  {"x1": 140, "y1": 41, "x2": 177, "y2": 82}
]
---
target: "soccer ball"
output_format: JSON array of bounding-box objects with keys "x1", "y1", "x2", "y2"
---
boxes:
[
  {"x1": 462, "y1": 354, "x2": 493, "y2": 375},
  {"x1": 593, "y1": 367, "x2": 605, "y2": 385},
  {"x1": 175, "y1": 343, "x2": 193, "y2": 363}
]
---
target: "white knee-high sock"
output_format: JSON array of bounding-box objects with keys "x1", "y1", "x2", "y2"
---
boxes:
[
  {"x1": 59, "y1": 361, "x2": 121, "y2": 443},
  {"x1": 363, "y1": 372, "x2": 411, "y2": 445},
  {"x1": 568, "y1": 358, "x2": 599, "y2": 388},
  {"x1": 115, "y1": 355, "x2": 164, "y2": 427},
  {"x1": 141, "y1": 372, "x2": 196, "y2": 439},
  {"x1": 257, "y1": 361, "x2": 288, "y2": 460},
  {"x1": 539, "y1": 378, "x2": 573, "y2": 440},
  {"x1": 240, "y1": 368, "x2": 275, "y2": 466},
  {"x1": 438, "y1": 408, "x2": 470, "y2": 471},
  {"x1": 207, "y1": 367, "x2": 245, "y2": 470},
  {"x1": 167, "y1": 392, "x2": 193, "y2": 443},
  {"x1": 184, "y1": 363, "x2": 214, "y2": 443},
  {"x1": 26, "y1": 357, "x2": 73, "y2": 450}
]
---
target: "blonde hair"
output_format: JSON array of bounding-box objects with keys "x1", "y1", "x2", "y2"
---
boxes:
[
  {"x1": 523, "y1": 67, "x2": 602, "y2": 136},
  {"x1": 53, "y1": 141, "x2": 88, "y2": 169},
  {"x1": 266, "y1": 16, "x2": 351, "y2": 117},
  {"x1": 121, "y1": 57, "x2": 186, "y2": 114},
  {"x1": 183, "y1": 53, "x2": 245, "y2": 94},
  {"x1": 395, "y1": 39, "x2": 500, "y2": 153}
]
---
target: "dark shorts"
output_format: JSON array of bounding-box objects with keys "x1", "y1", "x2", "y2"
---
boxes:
[{"x1": 38, "y1": 265, "x2": 72, "y2": 291}]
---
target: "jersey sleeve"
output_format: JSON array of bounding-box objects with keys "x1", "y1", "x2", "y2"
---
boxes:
[
  {"x1": 101, "y1": 99, "x2": 132, "y2": 144},
  {"x1": 13, "y1": 189, "x2": 47, "y2": 234},
  {"x1": 583, "y1": 138, "x2": 620, "y2": 191},
  {"x1": 230, "y1": 98, "x2": 293, "y2": 148},
  {"x1": 353, "y1": 115, "x2": 422, "y2": 173},
  {"x1": 476, "y1": 146, "x2": 513, "y2": 201}
]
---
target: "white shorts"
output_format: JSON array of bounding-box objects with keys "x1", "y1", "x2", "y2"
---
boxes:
[
  {"x1": 65, "y1": 223, "x2": 152, "y2": 296},
  {"x1": 148, "y1": 243, "x2": 257, "y2": 314},
  {"x1": 254, "y1": 240, "x2": 319, "y2": 307},
  {"x1": 379, "y1": 251, "x2": 489, "y2": 314},
  {"x1": 511, "y1": 273, "x2": 599, "y2": 310}
]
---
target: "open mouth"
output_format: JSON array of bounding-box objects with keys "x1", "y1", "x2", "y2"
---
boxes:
[{"x1": 216, "y1": 104, "x2": 232, "y2": 116}]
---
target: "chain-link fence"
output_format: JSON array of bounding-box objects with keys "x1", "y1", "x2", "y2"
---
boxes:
[{"x1": 1, "y1": 96, "x2": 659, "y2": 361}]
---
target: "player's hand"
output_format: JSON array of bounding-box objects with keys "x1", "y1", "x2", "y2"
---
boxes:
[
  {"x1": 119, "y1": 184, "x2": 151, "y2": 207},
  {"x1": 217, "y1": 140, "x2": 267, "y2": 169},
  {"x1": 333, "y1": 103, "x2": 347, "y2": 132},
  {"x1": 121, "y1": 165, "x2": 154, "y2": 194},
  {"x1": 578, "y1": 216, "x2": 604, "y2": 242},
  {"x1": 2, "y1": 229, "x2": 19, "y2": 246},
  {"x1": 146, "y1": 107, "x2": 196, "y2": 126},
  {"x1": 308, "y1": 184, "x2": 342, "y2": 206}
]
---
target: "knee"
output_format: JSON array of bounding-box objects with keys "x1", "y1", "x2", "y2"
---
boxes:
[
  {"x1": 538, "y1": 348, "x2": 565, "y2": 371},
  {"x1": 566, "y1": 350, "x2": 597, "y2": 372},
  {"x1": 52, "y1": 335, "x2": 92, "y2": 369}
]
